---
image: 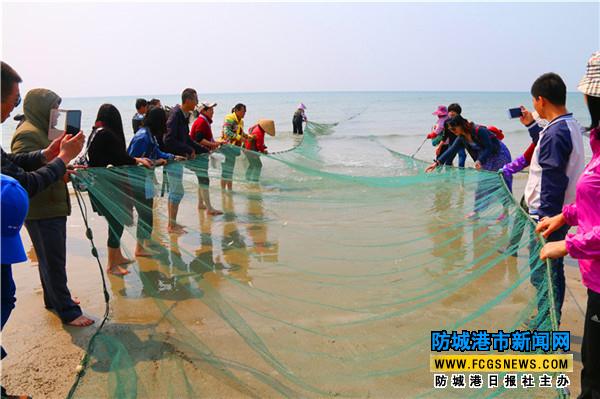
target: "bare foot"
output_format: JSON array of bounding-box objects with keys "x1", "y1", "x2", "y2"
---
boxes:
[
  {"x1": 197, "y1": 203, "x2": 207, "y2": 210},
  {"x1": 67, "y1": 315, "x2": 95, "y2": 327},
  {"x1": 72, "y1": 296, "x2": 81, "y2": 305},
  {"x1": 135, "y1": 247, "x2": 160, "y2": 257},
  {"x1": 168, "y1": 224, "x2": 187, "y2": 234},
  {"x1": 116, "y1": 257, "x2": 135, "y2": 266},
  {"x1": 107, "y1": 265, "x2": 129, "y2": 276},
  {"x1": 207, "y1": 208, "x2": 223, "y2": 216}
]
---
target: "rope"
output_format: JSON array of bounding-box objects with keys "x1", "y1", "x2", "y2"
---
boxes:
[
  {"x1": 66, "y1": 178, "x2": 111, "y2": 399},
  {"x1": 410, "y1": 138, "x2": 428, "y2": 158}
]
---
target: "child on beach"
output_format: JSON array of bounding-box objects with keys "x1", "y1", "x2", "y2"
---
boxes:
[
  {"x1": 431, "y1": 103, "x2": 467, "y2": 167},
  {"x1": 426, "y1": 105, "x2": 449, "y2": 144}
]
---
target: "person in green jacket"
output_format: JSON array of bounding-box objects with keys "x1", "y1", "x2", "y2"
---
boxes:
[{"x1": 11, "y1": 89, "x2": 93, "y2": 327}]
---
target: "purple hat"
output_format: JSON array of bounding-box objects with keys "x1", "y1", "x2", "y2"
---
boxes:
[
  {"x1": 432, "y1": 105, "x2": 448, "y2": 116},
  {"x1": 298, "y1": 103, "x2": 306, "y2": 110}
]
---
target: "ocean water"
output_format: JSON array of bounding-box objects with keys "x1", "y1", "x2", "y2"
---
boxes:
[{"x1": 2, "y1": 91, "x2": 592, "y2": 164}]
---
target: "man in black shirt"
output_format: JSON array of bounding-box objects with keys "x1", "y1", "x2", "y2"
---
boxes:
[{"x1": 163, "y1": 88, "x2": 202, "y2": 233}]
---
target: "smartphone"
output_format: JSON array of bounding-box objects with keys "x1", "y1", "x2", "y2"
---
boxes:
[
  {"x1": 507, "y1": 107, "x2": 523, "y2": 119},
  {"x1": 65, "y1": 110, "x2": 81, "y2": 135}
]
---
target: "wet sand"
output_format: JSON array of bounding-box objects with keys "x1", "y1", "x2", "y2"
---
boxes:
[{"x1": 1, "y1": 172, "x2": 588, "y2": 398}]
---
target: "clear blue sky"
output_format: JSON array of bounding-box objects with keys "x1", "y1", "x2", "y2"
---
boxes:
[{"x1": 2, "y1": 2, "x2": 598, "y2": 97}]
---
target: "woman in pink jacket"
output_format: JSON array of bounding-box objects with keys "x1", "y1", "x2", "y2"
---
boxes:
[{"x1": 537, "y1": 51, "x2": 600, "y2": 399}]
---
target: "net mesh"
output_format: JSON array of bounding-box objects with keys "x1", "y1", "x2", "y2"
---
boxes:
[{"x1": 68, "y1": 119, "x2": 563, "y2": 398}]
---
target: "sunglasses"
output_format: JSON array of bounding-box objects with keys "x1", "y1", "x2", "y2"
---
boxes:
[{"x1": 14, "y1": 93, "x2": 21, "y2": 108}]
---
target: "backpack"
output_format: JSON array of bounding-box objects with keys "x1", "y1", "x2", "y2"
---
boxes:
[{"x1": 476, "y1": 125, "x2": 504, "y2": 141}]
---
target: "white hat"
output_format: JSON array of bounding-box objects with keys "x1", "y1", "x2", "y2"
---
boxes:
[
  {"x1": 198, "y1": 101, "x2": 217, "y2": 111},
  {"x1": 578, "y1": 51, "x2": 600, "y2": 97}
]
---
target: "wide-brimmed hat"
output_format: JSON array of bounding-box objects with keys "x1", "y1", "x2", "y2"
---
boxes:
[
  {"x1": 1, "y1": 174, "x2": 29, "y2": 264},
  {"x1": 432, "y1": 105, "x2": 448, "y2": 116},
  {"x1": 578, "y1": 51, "x2": 600, "y2": 97},
  {"x1": 258, "y1": 119, "x2": 276, "y2": 136}
]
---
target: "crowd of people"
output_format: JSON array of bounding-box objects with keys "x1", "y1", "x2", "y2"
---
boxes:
[
  {"x1": 0, "y1": 60, "x2": 292, "y2": 398},
  {"x1": 1, "y1": 50, "x2": 599, "y2": 398},
  {"x1": 424, "y1": 53, "x2": 600, "y2": 398}
]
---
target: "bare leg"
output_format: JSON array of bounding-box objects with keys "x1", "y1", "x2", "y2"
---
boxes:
[
  {"x1": 114, "y1": 247, "x2": 134, "y2": 265},
  {"x1": 107, "y1": 247, "x2": 129, "y2": 276},
  {"x1": 199, "y1": 187, "x2": 222, "y2": 215},
  {"x1": 168, "y1": 201, "x2": 186, "y2": 234},
  {"x1": 197, "y1": 188, "x2": 207, "y2": 210}
]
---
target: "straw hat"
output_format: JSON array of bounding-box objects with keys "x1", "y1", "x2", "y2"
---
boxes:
[
  {"x1": 578, "y1": 51, "x2": 600, "y2": 97},
  {"x1": 258, "y1": 119, "x2": 276, "y2": 136}
]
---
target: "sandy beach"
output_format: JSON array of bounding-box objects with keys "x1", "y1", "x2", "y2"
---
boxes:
[{"x1": 0, "y1": 169, "x2": 589, "y2": 398}]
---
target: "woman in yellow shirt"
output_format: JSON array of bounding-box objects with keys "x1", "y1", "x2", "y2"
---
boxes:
[{"x1": 220, "y1": 103, "x2": 247, "y2": 190}]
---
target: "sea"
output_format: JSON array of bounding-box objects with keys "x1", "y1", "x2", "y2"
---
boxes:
[{"x1": 2, "y1": 91, "x2": 593, "y2": 165}]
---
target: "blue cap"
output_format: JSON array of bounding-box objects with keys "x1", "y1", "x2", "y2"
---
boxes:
[{"x1": 1, "y1": 174, "x2": 29, "y2": 264}]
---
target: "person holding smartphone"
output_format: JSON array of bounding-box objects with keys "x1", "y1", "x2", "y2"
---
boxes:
[{"x1": 10, "y1": 88, "x2": 94, "y2": 327}]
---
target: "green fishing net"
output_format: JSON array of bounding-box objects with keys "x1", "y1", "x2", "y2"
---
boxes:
[{"x1": 68, "y1": 120, "x2": 563, "y2": 398}]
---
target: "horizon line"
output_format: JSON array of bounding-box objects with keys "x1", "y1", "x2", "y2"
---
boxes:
[{"x1": 59, "y1": 89, "x2": 585, "y2": 100}]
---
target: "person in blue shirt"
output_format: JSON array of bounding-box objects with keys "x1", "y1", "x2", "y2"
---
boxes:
[
  {"x1": 128, "y1": 106, "x2": 184, "y2": 256},
  {"x1": 132, "y1": 98, "x2": 147, "y2": 133}
]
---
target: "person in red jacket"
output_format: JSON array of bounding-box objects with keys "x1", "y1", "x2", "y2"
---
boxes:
[
  {"x1": 189, "y1": 101, "x2": 222, "y2": 215},
  {"x1": 245, "y1": 119, "x2": 275, "y2": 182}
]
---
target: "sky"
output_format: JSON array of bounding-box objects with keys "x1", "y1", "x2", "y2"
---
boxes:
[{"x1": 2, "y1": 1, "x2": 599, "y2": 97}]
